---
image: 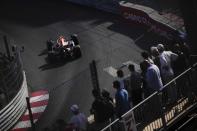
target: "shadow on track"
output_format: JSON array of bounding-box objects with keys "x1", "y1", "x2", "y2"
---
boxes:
[
  {"x1": 38, "y1": 49, "x2": 48, "y2": 56},
  {"x1": 38, "y1": 57, "x2": 70, "y2": 71}
]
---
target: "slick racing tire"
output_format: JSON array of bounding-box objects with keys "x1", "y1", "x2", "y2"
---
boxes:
[
  {"x1": 73, "y1": 46, "x2": 82, "y2": 58},
  {"x1": 48, "y1": 51, "x2": 56, "y2": 62}
]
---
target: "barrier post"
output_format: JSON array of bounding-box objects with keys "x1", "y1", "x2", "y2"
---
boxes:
[
  {"x1": 26, "y1": 97, "x2": 35, "y2": 131},
  {"x1": 0, "y1": 72, "x2": 9, "y2": 103},
  {"x1": 3, "y1": 36, "x2": 11, "y2": 60},
  {"x1": 89, "y1": 60, "x2": 100, "y2": 91}
]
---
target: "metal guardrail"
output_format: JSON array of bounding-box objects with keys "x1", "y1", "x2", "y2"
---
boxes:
[
  {"x1": 0, "y1": 48, "x2": 29, "y2": 131},
  {"x1": 101, "y1": 62, "x2": 197, "y2": 131},
  {"x1": 0, "y1": 72, "x2": 28, "y2": 131},
  {"x1": 0, "y1": 50, "x2": 23, "y2": 106}
]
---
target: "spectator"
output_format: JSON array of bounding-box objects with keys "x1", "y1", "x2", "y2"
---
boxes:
[
  {"x1": 179, "y1": 42, "x2": 191, "y2": 60},
  {"x1": 90, "y1": 89, "x2": 111, "y2": 123},
  {"x1": 157, "y1": 43, "x2": 178, "y2": 84},
  {"x1": 101, "y1": 89, "x2": 115, "y2": 119},
  {"x1": 90, "y1": 89, "x2": 114, "y2": 131},
  {"x1": 150, "y1": 46, "x2": 161, "y2": 71},
  {"x1": 69, "y1": 104, "x2": 87, "y2": 131},
  {"x1": 140, "y1": 51, "x2": 154, "y2": 84},
  {"x1": 140, "y1": 61, "x2": 149, "y2": 99},
  {"x1": 101, "y1": 88, "x2": 113, "y2": 103},
  {"x1": 113, "y1": 80, "x2": 131, "y2": 117},
  {"x1": 116, "y1": 69, "x2": 126, "y2": 89},
  {"x1": 172, "y1": 44, "x2": 190, "y2": 98},
  {"x1": 141, "y1": 51, "x2": 154, "y2": 64},
  {"x1": 140, "y1": 50, "x2": 154, "y2": 99},
  {"x1": 172, "y1": 44, "x2": 188, "y2": 76},
  {"x1": 144, "y1": 61, "x2": 163, "y2": 95},
  {"x1": 157, "y1": 44, "x2": 178, "y2": 104},
  {"x1": 140, "y1": 51, "x2": 154, "y2": 81},
  {"x1": 90, "y1": 89, "x2": 104, "y2": 123},
  {"x1": 128, "y1": 64, "x2": 143, "y2": 106},
  {"x1": 140, "y1": 61, "x2": 148, "y2": 77}
]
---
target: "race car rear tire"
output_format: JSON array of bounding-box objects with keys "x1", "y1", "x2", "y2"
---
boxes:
[
  {"x1": 73, "y1": 47, "x2": 82, "y2": 58},
  {"x1": 47, "y1": 40, "x2": 54, "y2": 51},
  {"x1": 48, "y1": 51, "x2": 56, "y2": 62}
]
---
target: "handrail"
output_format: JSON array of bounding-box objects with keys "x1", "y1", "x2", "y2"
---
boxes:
[{"x1": 101, "y1": 91, "x2": 158, "y2": 131}]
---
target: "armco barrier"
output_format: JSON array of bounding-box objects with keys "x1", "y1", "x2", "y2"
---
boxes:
[{"x1": 0, "y1": 72, "x2": 28, "y2": 131}]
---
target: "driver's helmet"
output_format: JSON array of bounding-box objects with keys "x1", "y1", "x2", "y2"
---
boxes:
[{"x1": 57, "y1": 35, "x2": 66, "y2": 46}]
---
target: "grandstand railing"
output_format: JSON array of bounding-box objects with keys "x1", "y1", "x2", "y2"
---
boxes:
[{"x1": 101, "y1": 62, "x2": 197, "y2": 131}]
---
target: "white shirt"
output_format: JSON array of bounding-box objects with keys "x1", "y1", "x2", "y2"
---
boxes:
[
  {"x1": 159, "y1": 51, "x2": 178, "y2": 77},
  {"x1": 146, "y1": 64, "x2": 163, "y2": 91}
]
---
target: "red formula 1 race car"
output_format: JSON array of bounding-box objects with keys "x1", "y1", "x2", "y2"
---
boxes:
[{"x1": 46, "y1": 34, "x2": 82, "y2": 62}]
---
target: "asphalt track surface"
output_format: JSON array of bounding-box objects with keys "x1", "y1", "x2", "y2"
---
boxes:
[{"x1": 0, "y1": 0, "x2": 168, "y2": 130}]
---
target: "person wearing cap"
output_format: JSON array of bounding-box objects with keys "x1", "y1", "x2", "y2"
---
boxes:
[{"x1": 69, "y1": 104, "x2": 87, "y2": 131}]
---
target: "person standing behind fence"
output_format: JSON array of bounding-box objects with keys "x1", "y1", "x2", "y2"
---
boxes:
[
  {"x1": 150, "y1": 46, "x2": 161, "y2": 71},
  {"x1": 113, "y1": 80, "x2": 131, "y2": 118},
  {"x1": 69, "y1": 104, "x2": 87, "y2": 131},
  {"x1": 157, "y1": 44, "x2": 178, "y2": 84},
  {"x1": 101, "y1": 88, "x2": 114, "y2": 104},
  {"x1": 140, "y1": 51, "x2": 154, "y2": 99},
  {"x1": 116, "y1": 69, "x2": 127, "y2": 89},
  {"x1": 157, "y1": 44, "x2": 178, "y2": 104},
  {"x1": 101, "y1": 89, "x2": 115, "y2": 120},
  {"x1": 145, "y1": 60, "x2": 163, "y2": 95},
  {"x1": 179, "y1": 42, "x2": 191, "y2": 62},
  {"x1": 90, "y1": 89, "x2": 113, "y2": 131},
  {"x1": 128, "y1": 64, "x2": 143, "y2": 106},
  {"x1": 172, "y1": 43, "x2": 188, "y2": 76},
  {"x1": 172, "y1": 44, "x2": 190, "y2": 98},
  {"x1": 141, "y1": 51, "x2": 154, "y2": 64}
]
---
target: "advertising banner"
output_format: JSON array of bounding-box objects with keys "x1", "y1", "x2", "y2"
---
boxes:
[
  {"x1": 122, "y1": 111, "x2": 137, "y2": 131},
  {"x1": 120, "y1": 5, "x2": 182, "y2": 41}
]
